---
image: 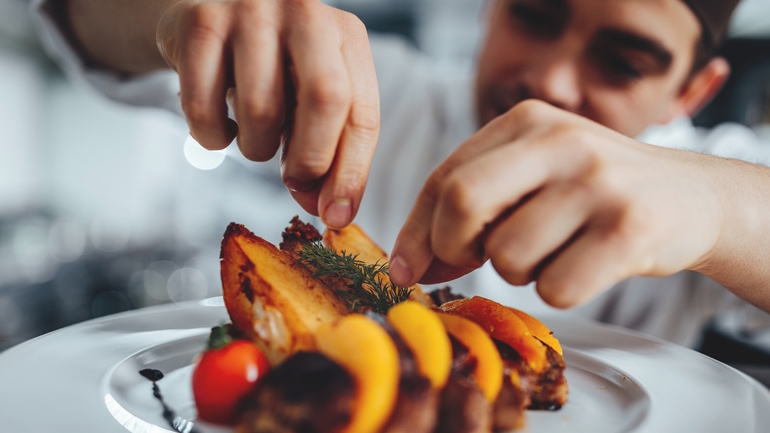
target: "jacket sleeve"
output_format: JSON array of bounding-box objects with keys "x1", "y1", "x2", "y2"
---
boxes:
[{"x1": 28, "y1": 0, "x2": 183, "y2": 115}]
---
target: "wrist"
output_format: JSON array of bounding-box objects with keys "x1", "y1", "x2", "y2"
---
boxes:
[
  {"x1": 688, "y1": 157, "x2": 770, "y2": 291},
  {"x1": 66, "y1": 0, "x2": 177, "y2": 75}
]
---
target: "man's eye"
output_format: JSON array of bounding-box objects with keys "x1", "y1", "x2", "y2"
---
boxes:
[
  {"x1": 605, "y1": 55, "x2": 642, "y2": 78},
  {"x1": 596, "y1": 52, "x2": 643, "y2": 83},
  {"x1": 508, "y1": 4, "x2": 563, "y2": 38}
]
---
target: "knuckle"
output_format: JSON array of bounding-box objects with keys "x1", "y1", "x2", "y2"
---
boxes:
[
  {"x1": 592, "y1": 205, "x2": 652, "y2": 263},
  {"x1": 490, "y1": 253, "x2": 531, "y2": 286},
  {"x1": 286, "y1": 0, "x2": 316, "y2": 15},
  {"x1": 441, "y1": 174, "x2": 481, "y2": 220},
  {"x1": 233, "y1": 1, "x2": 277, "y2": 33},
  {"x1": 339, "y1": 11, "x2": 367, "y2": 35},
  {"x1": 284, "y1": 0, "x2": 330, "y2": 36},
  {"x1": 420, "y1": 170, "x2": 446, "y2": 205},
  {"x1": 240, "y1": 99, "x2": 283, "y2": 126},
  {"x1": 617, "y1": 205, "x2": 656, "y2": 248},
  {"x1": 304, "y1": 78, "x2": 350, "y2": 115},
  {"x1": 182, "y1": 97, "x2": 213, "y2": 127},
  {"x1": 335, "y1": 170, "x2": 367, "y2": 196},
  {"x1": 180, "y1": 3, "x2": 226, "y2": 41},
  {"x1": 291, "y1": 154, "x2": 332, "y2": 179},
  {"x1": 536, "y1": 275, "x2": 582, "y2": 309},
  {"x1": 538, "y1": 285, "x2": 577, "y2": 310},
  {"x1": 232, "y1": 0, "x2": 260, "y2": 18},
  {"x1": 507, "y1": 99, "x2": 550, "y2": 125},
  {"x1": 347, "y1": 103, "x2": 380, "y2": 137}
]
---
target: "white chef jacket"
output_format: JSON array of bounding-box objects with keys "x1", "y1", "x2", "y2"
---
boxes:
[{"x1": 30, "y1": 3, "x2": 770, "y2": 349}]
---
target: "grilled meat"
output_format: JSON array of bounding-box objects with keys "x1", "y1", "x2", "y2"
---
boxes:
[
  {"x1": 369, "y1": 312, "x2": 439, "y2": 433},
  {"x1": 279, "y1": 216, "x2": 322, "y2": 254},
  {"x1": 429, "y1": 287, "x2": 466, "y2": 307},
  {"x1": 435, "y1": 373, "x2": 492, "y2": 433},
  {"x1": 492, "y1": 375, "x2": 529, "y2": 432},
  {"x1": 494, "y1": 340, "x2": 568, "y2": 410},
  {"x1": 236, "y1": 352, "x2": 355, "y2": 433}
]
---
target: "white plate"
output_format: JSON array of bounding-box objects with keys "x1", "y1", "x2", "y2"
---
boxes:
[{"x1": 1, "y1": 297, "x2": 769, "y2": 433}]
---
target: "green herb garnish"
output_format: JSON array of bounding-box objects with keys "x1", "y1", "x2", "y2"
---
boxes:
[{"x1": 297, "y1": 241, "x2": 412, "y2": 314}]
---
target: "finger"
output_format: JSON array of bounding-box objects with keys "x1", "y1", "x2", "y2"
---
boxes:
[
  {"x1": 431, "y1": 136, "x2": 584, "y2": 268},
  {"x1": 316, "y1": 15, "x2": 380, "y2": 229},
  {"x1": 389, "y1": 100, "x2": 558, "y2": 286},
  {"x1": 282, "y1": 114, "x2": 324, "y2": 217},
  {"x1": 534, "y1": 210, "x2": 652, "y2": 309},
  {"x1": 287, "y1": 181, "x2": 323, "y2": 217},
  {"x1": 281, "y1": 10, "x2": 352, "y2": 191},
  {"x1": 485, "y1": 182, "x2": 595, "y2": 286},
  {"x1": 232, "y1": 2, "x2": 285, "y2": 162},
  {"x1": 419, "y1": 258, "x2": 480, "y2": 285},
  {"x1": 176, "y1": 6, "x2": 237, "y2": 150},
  {"x1": 389, "y1": 178, "x2": 439, "y2": 287}
]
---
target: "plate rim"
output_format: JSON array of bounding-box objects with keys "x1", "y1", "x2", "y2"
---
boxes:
[{"x1": 1, "y1": 297, "x2": 769, "y2": 433}]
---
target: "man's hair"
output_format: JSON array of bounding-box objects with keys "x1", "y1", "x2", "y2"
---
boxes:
[{"x1": 682, "y1": 0, "x2": 741, "y2": 73}]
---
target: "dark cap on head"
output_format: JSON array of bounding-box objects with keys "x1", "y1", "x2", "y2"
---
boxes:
[{"x1": 681, "y1": 0, "x2": 741, "y2": 49}]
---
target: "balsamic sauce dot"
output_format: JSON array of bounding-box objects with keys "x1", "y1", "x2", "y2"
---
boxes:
[{"x1": 139, "y1": 368, "x2": 165, "y2": 382}]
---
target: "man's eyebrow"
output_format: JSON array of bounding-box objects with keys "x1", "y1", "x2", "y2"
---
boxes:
[
  {"x1": 507, "y1": 0, "x2": 567, "y2": 10},
  {"x1": 540, "y1": 0, "x2": 566, "y2": 7},
  {"x1": 528, "y1": 0, "x2": 567, "y2": 10},
  {"x1": 597, "y1": 29, "x2": 673, "y2": 69}
]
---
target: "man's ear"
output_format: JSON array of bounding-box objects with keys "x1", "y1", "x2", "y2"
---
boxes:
[{"x1": 661, "y1": 57, "x2": 731, "y2": 123}]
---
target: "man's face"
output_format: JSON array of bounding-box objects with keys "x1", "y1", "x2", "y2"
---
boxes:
[{"x1": 475, "y1": 0, "x2": 702, "y2": 137}]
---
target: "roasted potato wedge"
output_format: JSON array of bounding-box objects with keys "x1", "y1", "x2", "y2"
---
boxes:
[{"x1": 221, "y1": 223, "x2": 348, "y2": 364}]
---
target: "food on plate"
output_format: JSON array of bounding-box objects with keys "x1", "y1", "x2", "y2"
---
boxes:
[
  {"x1": 220, "y1": 222, "x2": 349, "y2": 364},
  {"x1": 386, "y1": 301, "x2": 452, "y2": 390},
  {"x1": 440, "y1": 297, "x2": 568, "y2": 410},
  {"x1": 191, "y1": 324, "x2": 271, "y2": 425},
  {"x1": 235, "y1": 351, "x2": 356, "y2": 433},
  {"x1": 211, "y1": 217, "x2": 568, "y2": 432},
  {"x1": 315, "y1": 314, "x2": 401, "y2": 433},
  {"x1": 440, "y1": 297, "x2": 548, "y2": 373},
  {"x1": 435, "y1": 312, "x2": 503, "y2": 403}
]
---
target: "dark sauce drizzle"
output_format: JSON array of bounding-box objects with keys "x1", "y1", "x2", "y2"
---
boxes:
[{"x1": 139, "y1": 368, "x2": 199, "y2": 433}]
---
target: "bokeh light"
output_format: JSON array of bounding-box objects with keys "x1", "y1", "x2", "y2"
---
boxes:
[
  {"x1": 183, "y1": 134, "x2": 227, "y2": 170},
  {"x1": 48, "y1": 217, "x2": 86, "y2": 263},
  {"x1": 90, "y1": 215, "x2": 130, "y2": 253},
  {"x1": 167, "y1": 267, "x2": 208, "y2": 303}
]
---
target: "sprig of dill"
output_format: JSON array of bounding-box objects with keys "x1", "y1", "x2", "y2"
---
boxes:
[{"x1": 297, "y1": 241, "x2": 412, "y2": 314}]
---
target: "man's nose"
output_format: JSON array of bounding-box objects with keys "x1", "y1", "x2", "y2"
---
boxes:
[{"x1": 525, "y1": 56, "x2": 583, "y2": 111}]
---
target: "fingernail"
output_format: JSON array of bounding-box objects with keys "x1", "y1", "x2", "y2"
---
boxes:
[
  {"x1": 284, "y1": 177, "x2": 316, "y2": 192},
  {"x1": 389, "y1": 255, "x2": 413, "y2": 287},
  {"x1": 324, "y1": 198, "x2": 352, "y2": 229}
]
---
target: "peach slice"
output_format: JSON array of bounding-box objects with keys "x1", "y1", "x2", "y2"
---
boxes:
[
  {"x1": 507, "y1": 307, "x2": 562, "y2": 356},
  {"x1": 440, "y1": 297, "x2": 548, "y2": 373},
  {"x1": 315, "y1": 314, "x2": 400, "y2": 433},
  {"x1": 436, "y1": 312, "x2": 504, "y2": 402},
  {"x1": 387, "y1": 301, "x2": 452, "y2": 390}
]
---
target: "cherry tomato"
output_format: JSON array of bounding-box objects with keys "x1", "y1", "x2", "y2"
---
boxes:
[{"x1": 192, "y1": 325, "x2": 270, "y2": 425}]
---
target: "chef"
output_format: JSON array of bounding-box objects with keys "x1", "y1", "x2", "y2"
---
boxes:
[{"x1": 31, "y1": 0, "x2": 770, "y2": 349}]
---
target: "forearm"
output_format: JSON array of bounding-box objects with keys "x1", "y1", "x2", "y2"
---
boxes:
[
  {"x1": 692, "y1": 157, "x2": 770, "y2": 311},
  {"x1": 64, "y1": 0, "x2": 176, "y2": 74}
]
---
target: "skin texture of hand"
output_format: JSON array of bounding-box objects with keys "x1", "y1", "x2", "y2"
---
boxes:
[
  {"x1": 68, "y1": 0, "x2": 380, "y2": 228},
  {"x1": 389, "y1": 100, "x2": 770, "y2": 312}
]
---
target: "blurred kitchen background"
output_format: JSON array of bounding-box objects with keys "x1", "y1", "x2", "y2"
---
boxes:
[{"x1": 1, "y1": 0, "x2": 770, "y2": 379}]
